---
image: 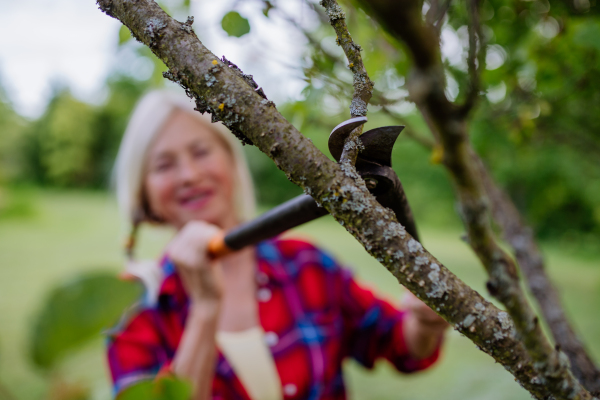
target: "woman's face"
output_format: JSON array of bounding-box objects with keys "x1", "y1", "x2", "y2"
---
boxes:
[{"x1": 144, "y1": 109, "x2": 238, "y2": 230}]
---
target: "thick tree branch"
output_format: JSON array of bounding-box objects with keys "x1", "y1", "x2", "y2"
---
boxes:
[
  {"x1": 319, "y1": 0, "x2": 374, "y2": 164},
  {"x1": 354, "y1": 1, "x2": 593, "y2": 399},
  {"x1": 98, "y1": 0, "x2": 566, "y2": 398}
]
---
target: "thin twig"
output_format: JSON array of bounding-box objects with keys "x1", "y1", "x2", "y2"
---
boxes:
[{"x1": 319, "y1": 0, "x2": 374, "y2": 165}]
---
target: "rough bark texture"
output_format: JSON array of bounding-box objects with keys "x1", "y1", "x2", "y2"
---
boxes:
[
  {"x1": 473, "y1": 153, "x2": 600, "y2": 394},
  {"x1": 96, "y1": 0, "x2": 578, "y2": 398},
  {"x1": 354, "y1": 0, "x2": 594, "y2": 399}
]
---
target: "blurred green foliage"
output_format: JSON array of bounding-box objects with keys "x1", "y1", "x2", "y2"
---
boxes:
[
  {"x1": 463, "y1": 1, "x2": 600, "y2": 239},
  {"x1": 29, "y1": 272, "x2": 142, "y2": 370},
  {"x1": 0, "y1": 84, "x2": 27, "y2": 183},
  {"x1": 16, "y1": 76, "x2": 148, "y2": 188}
]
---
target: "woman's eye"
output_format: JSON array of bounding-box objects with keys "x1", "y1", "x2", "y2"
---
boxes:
[
  {"x1": 192, "y1": 146, "x2": 210, "y2": 158},
  {"x1": 153, "y1": 161, "x2": 173, "y2": 172}
]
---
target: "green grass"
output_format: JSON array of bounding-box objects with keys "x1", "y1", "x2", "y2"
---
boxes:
[{"x1": 0, "y1": 190, "x2": 599, "y2": 399}]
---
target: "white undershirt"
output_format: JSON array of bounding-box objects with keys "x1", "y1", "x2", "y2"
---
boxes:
[{"x1": 216, "y1": 327, "x2": 283, "y2": 400}]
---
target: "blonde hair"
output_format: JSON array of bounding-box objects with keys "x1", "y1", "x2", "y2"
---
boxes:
[{"x1": 114, "y1": 89, "x2": 256, "y2": 248}]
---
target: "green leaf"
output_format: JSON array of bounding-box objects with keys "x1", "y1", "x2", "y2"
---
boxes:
[
  {"x1": 221, "y1": 11, "x2": 251, "y2": 38},
  {"x1": 119, "y1": 377, "x2": 192, "y2": 400},
  {"x1": 28, "y1": 271, "x2": 142, "y2": 370},
  {"x1": 119, "y1": 25, "x2": 132, "y2": 45}
]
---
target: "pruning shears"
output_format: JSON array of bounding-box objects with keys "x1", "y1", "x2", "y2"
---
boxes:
[{"x1": 208, "y1": 117, "x2": 418, "y2": 257}]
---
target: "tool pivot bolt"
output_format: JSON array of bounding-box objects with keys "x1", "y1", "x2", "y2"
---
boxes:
[{"x1": 364, "y1": 178, "x2": 378, "y2": 190}]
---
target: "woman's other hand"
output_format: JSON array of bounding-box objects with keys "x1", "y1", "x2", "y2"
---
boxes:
[
  {"x1": 403, "y1": 291, "x2": 449, "y2": 331},
  {"x1": 167, "y1": 220, "x2": 224, "y2": 304},
  {"x1": 402, "y1": 291, "x2": 449, "y2": 359}
]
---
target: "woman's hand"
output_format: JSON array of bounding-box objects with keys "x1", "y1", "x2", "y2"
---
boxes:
[
  {"x1": 168, "y1": 221, "x2": 225, "y2": 400},
  {"x1": 167, "y1": 220, "x2": 224, "y2": 305},
  {"x1": 402, "y1": 291, "x2": 449, "y2": 359},
  {"x1": 403, "y1": 292, "x2": 449, "y2": 332}
]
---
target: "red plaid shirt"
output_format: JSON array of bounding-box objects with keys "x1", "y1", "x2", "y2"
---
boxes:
[{"x1": 107, "y1": 238, "x2": 441, "y2": 399}]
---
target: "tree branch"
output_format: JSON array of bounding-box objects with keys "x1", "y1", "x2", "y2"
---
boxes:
[
  {"x1": 319, "y1": 0, "x2": 374, "y2": 164},
  {"x1": 425, "y1": 0, "x2": 451, "y2": 35},
  {"x1": 354, "y1": 1, "x2": 593, "y2": 399},
  {"x1": 404, "y1": 104, "x2": 600, "y2": 393},
  {"x1": 472, "y1": 153, "x2": 600, "y2": 394},
  {"x1": 98, "y1": 0, "x2": 567, "y2": 398},
  {"x1": 460, "y1": 0, "x2": 486, "y2": 116},
  {"x1": 380, "y1": 106, "x2": 437, "y2": 149}
]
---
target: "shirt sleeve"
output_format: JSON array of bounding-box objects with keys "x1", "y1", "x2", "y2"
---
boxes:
[
  {"x1": 339, "y1": 268, "x2": 441, "y2": 373},
  {"x1": 106, "y1": 308, "x2": 170, "y2": 395}
]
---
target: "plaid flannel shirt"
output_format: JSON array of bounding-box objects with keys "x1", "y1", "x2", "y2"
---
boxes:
[{"x1": 107, "y1": 238, "x2": 441, "y2": 399}]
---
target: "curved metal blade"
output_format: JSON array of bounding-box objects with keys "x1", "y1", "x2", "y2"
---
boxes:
[
  {"x1": 328, "y1": 116, "x2": 367, "y2": 162},
  {"x1": 329, "y1": 123, "x2": 404, "y2": 167},
  {"x1": 359, "y1": 126, "x2": 404, "y2": 168}
]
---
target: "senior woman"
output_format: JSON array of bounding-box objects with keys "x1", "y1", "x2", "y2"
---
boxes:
[{"x1": 108, "y1": 90, "x2": 449, "y2": 400}]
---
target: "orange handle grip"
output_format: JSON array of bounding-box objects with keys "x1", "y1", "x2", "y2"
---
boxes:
[{"x1": 207, "y1": 230, "x2": 233, "y2": 259}]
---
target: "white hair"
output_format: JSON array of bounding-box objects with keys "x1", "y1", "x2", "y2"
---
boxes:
[{"x1": 114, "y1": 89, "x2": 256, "y2": 228}]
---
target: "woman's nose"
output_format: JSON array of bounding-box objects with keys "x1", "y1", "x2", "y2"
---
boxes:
[{"x1": 178, "y1": 156, "x2": 203, "y2": 183}]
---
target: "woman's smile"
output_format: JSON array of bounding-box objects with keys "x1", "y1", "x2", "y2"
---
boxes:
[{"x1": 178, "y1": 187, "x2": 215, "y2": 211}]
